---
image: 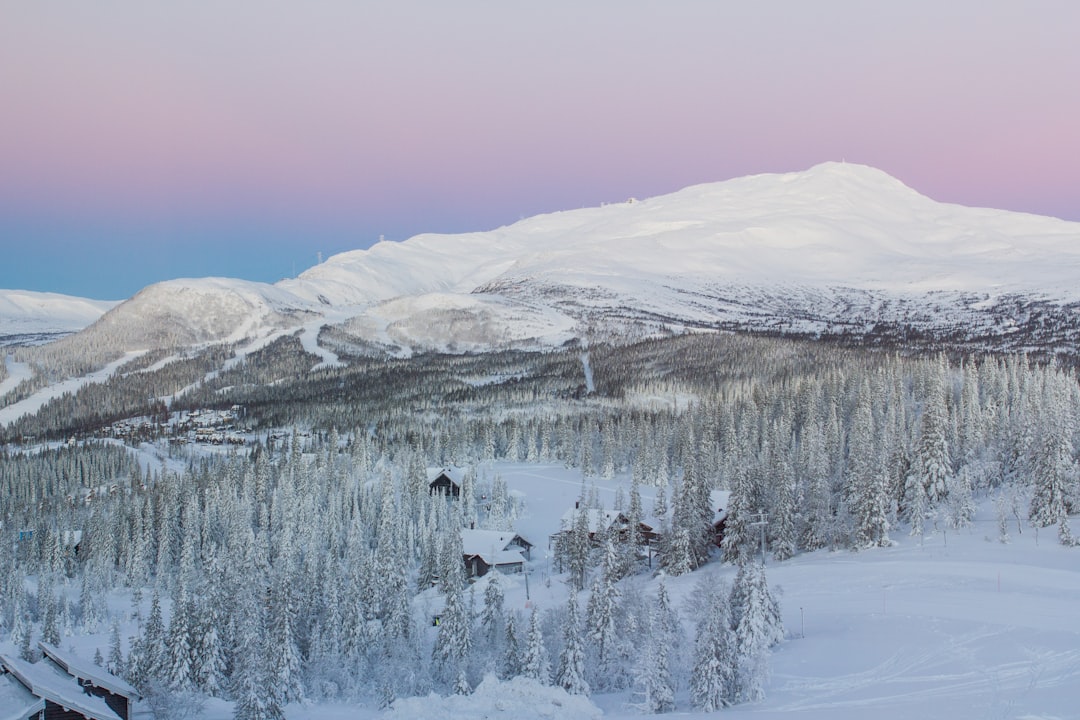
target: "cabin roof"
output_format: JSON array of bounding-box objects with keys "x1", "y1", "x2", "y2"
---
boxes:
[
  {"x1": 559, "y1": 508, "x2": 626, "y2": 534},
  {"x1": 39, "y1": 642, "x2": 140, "y2": 700},
  {"x1": 464, "y1": 548, "x2": 526, "y2": 567},
  {"x1": 460, "y1": 529, "x2": 532, "y2": 556},
  {"x1": 427, "y1": 467, "x2": 466, "y2": 485},
  {"x1": 0, "y1": 654, "x2": 123, "y2": 720},
  {"x1": 0, "y1": 671, "x2": 44, "y2": 720},
  {"x1": 711, "y1": 490, "x2": 732, "y2": 523}
]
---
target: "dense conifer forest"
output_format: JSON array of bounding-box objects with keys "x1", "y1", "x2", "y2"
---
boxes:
[{"x1": 1, "y1": 332, "x2": 1078, "y2": 717}]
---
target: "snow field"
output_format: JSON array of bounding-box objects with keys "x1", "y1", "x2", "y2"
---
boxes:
[{"x1": 481, "y1": 464, "x2": 1080, "y2": 719}]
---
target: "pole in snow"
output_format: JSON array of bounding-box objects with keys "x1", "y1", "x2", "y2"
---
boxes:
[{"x1": 749, "y1": 511, "x2": 769, "y2": 565}]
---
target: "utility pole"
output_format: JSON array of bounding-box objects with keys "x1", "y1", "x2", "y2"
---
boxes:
[{"x1": 749, "y1": 511, "x2": 769, "y2": 565}]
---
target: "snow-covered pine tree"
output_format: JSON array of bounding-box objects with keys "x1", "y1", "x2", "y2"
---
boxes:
[
  {"x1": 521, "y1": 607, "x2": 550, "y2": 684},
  {"x1": 232, "y1": 593, "x2": 282, "y2": 720},
  {"x1": 478, "y1": 572, "x2": 506, "y2": 670},
  {"x1": 432, "y1": 583, "x2": 472, "y2": 691},
  {"x1": 690, "y1": 582, "x2": 737, "y2": 712},
  {"x1": 623, "y1": 468, "x2": 646, "y2": 575},
  {"x1": 797, "y1": 417, "x2": 833, "y2": 551},
  {"x1": 140, "y1": 590, "x2": 167, "y2": 684},
  {"x1": 565, "y1": 504, "x2": 592, "y2": 591},
  {"x1": 846, "y1": 381, "x2": 891, "y2": 548},
  {"x1": 194, "y1": 602, "x2": 226, "y2": 697},
  {"x1": 906, "y1": 360, "x2": 952, "y2": 520},
  {"x1": 585, "y1": 535, "x2": 621, "y2": 686},
  {"x1": 730, "y1": 561, "x2": 784, "y2": 702},
  {"x1": 1029, "y1": 377, "x2": 1077, "y2": 534},
  {"x1": 556, "y1": 592, "x2": 589, "y2": 696},
  {"x1": 500, "y1": 610, "x2": 523, "y2": 679},
  {"x1": 268, "y1": 574, "x2": 304, "y2": 704},
  {"x1": 631, "y1": 596, "x2": 676, "y2": 714},
  {"x1": 165, "y1": 589, "x2": 196, "y2": 691},
  {"x1": 721, "y1": 447, "x2": 763, "y2": 564},
  {"x1": 39, "y1": 575, "x2": 60, "y2": 646}
]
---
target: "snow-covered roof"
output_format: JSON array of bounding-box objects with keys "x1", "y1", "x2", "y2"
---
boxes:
[
  {"x1": 460, "y1": 529, "x2": 531, "y2": 556},
  {"x1": 558, "y1": 507, "x2": 626, "y2": 534},
  {"x1": 39, "y1": 642, "x2": 140, "y2": 700},
  {"x1": 0, "y1": 671, "x2": 44, "y2": 720},
  {"x1": 461, "y1": 529, "x2": 528, "y2": 566},
  {"x1": 0, "y1": 654, "x2": 123, "y2": 720},
  {"x1": 464, "y1": 548, "x2": 526, "y2": 567},
  {"x1": 427, "y1": 467, "x2": 466, "y2": 485},
  {"x1": 711, "y1": 490, "x2": 732, "y2": 524}
]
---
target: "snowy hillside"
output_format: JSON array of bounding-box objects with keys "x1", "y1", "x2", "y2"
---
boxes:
[
  {"x1": 0, "y1": 289, "x2": 118, "y2": 343},
  {"x1": 45, "y1": 162, "x2": 1080, "y2": 356}
]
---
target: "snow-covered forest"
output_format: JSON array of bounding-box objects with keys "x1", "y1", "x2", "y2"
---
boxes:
[{"x1": 2, "y1": 333, "x2": 1079, "y2": 718}]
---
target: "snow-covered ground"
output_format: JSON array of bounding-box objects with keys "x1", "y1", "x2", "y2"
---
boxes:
[
  {"x1": 0, "y1": 289, "x2": 118, "y2": 336},
  {"x1": 0, "y1": 351, "x2": 146, "y2": 426},
  {"x1": 10, "y1": 460, "x2": 1078, "y2": 720},
  {"x1": 489, "y1": 463, "x2": 1080, "y2": 720},
  {"x1": 0, "y1": 355, "x2": 34, "y2": 398}
]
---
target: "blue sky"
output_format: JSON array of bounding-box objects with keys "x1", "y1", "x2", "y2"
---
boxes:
[{"x1": 2, "y1": 1, "x2": 1078, "y2": 299}]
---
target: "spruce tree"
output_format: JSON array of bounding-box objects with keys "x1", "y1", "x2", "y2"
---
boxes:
[
  {"x1": 432, "y1": 585, "x2": 472, "y2": 690},
  {"x1": 501, "y1": 611, "x2": 524, "y2": 679},
  {"x1": 586, "y1": 536, "x2": 621, "y2": 676},
  {"x1": 690, "y1": 583, "x2": 737, "y2": 712},
  {"x1": 521, "y1": 608, "x2": 550, "y2": 684},
  {"x1": 730, "y1": 562, "x2": 783, "y2": 702},
  {"x1": 556, "y1": 593, "x2": 589, "y2": 696}
]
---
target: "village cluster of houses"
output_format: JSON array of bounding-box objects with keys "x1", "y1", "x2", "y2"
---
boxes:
[
  {"x1": 427, "y1": 467, "x2": 730, "y2": 581},
  {"x1": 0, "y1": 642, "x2": 140, "y2": 720},
  {"x1": 100, "y1": 407, "x2": 247, "y2": 447}
]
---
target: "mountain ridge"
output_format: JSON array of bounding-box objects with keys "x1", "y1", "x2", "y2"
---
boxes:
[
  {"x1": 0, "y1": 289, "x2": 119, "y2": 344},
  {"x1": 10, "y1": 162, "x2": 1080, "y2": 358}
]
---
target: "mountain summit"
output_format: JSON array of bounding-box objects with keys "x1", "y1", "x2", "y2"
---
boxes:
[{"x1": 34, "y1": 163, "x2": 1080, "y2": 356}]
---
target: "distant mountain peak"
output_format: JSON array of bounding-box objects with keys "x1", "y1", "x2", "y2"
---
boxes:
[{"x1": 13, "y1": 163, "x2": 1080, "y2": 359}]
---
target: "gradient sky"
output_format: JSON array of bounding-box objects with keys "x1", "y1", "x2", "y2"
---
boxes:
[{"x1": 2, "y1": 1, "x2": 1078, "y2": 299}]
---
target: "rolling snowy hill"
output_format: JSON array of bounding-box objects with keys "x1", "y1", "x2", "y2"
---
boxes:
[
  {"x1": 27, "y1": 162, "x2": 1080, "y2": 358},
  {"x1": 0, "y1": 289, "x2": 119, "y2": 345}
]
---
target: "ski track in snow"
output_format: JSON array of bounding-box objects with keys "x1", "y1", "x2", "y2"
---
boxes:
[
  {"x1": 0, "y1": 351, "x2": 146, "y2": 427},
  {"x1": 299, "y1": 320, "x2": 343, "y2": 370},
  {"x1": 581, "y1": 351, "x2": 595, "y2": 393},
  {"x1": 0, "y1": 355, "x2": 33, "y2": 398}
]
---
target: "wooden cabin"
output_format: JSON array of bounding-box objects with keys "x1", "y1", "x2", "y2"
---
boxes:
[
  {"x1": 0, "y1": 654, "x2": 124, "y2": 720},
  {"x1": 552, "y1": 505, "x2": 658, "y2": 548},
  {"x1": 39, "y1": 643, "x2": 141, "y2": 720},
  {"x1": 427, "y1": 467, "x2": 464, "y2": 498},
  {"x1": 461, "y1": 529, "x2": 533, "y2": 578}
]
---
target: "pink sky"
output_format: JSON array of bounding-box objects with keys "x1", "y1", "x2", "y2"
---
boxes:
[{"x1": 1, "y1": 1, "x2": 1078, "y2": 298}]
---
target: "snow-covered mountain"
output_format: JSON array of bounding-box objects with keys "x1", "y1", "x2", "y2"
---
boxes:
[
  {"x1": 63, "y1": 162, "x2": 1080, "y2": 356},
  {"x1": 0, "y1": 289, "x2": 119, "y2": 344}
]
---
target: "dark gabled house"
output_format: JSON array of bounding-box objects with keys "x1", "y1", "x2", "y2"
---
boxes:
[
  {"x1": 428, "y1": 467, "x2": 465, "y2": 498},
  {"x1": 0, "y1": 654, "x2": 123, "y2": 720},
  {"x1": 38, "y1": 643, "x2": 141, "y2": 720},
  {"x1": 552, "y1": 505, "x2": 658, "y2": 547}
]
